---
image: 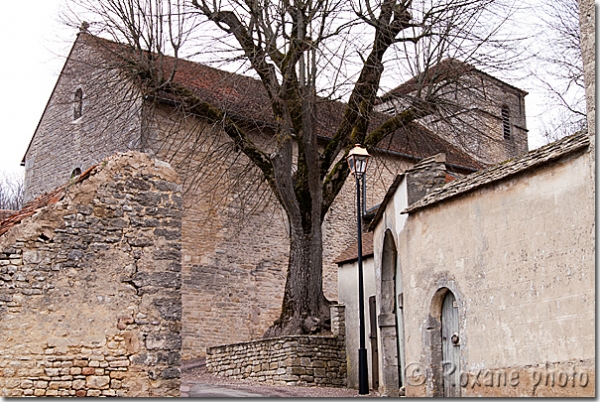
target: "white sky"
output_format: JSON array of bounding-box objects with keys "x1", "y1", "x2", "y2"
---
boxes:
[{"x1": 0, "y1": 1, "x2": 570, "y2": 178}]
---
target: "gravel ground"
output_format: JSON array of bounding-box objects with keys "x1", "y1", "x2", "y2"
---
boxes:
[{"x1": 181, "y1": 359, "x2": 383, "y2": 398}]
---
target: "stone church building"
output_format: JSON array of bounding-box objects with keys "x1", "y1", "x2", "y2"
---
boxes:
[{"x1": 18, "y1": 28, "x2": 528, "y2": 363}]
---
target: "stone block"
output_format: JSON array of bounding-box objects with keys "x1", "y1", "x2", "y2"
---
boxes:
[
  {"x1": 290, "y1": 366, "x2": 307, "y2": 375},
  {"x1": 20, "y1": 380, "x2": 34, "y2": 389},
  {"x1": 72, "y1": 379, "x2": 86, "y2": 390},
  {"x1": 110, "y1": 370, "x2": 127, "y2": 379},
  {"x1": 34, "y1": 380, "x2": 48, "y2": 388},
  {"x1": 74, "y1": 359, "x2": 88, "y2": 367},
  {"x1": 300, "y1": 375, "x2": 315, "y2": 383},
  {"x1": 86, "y1": 375, "x2": 110, "y2": 389},
  {"x1": 109, "y1": 359, "x2": 130, "y2": 367}
]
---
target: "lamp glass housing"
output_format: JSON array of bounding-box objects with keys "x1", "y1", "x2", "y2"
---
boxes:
[{"x1": 347, "y1": 144, "x2": 371, "y2": 177}]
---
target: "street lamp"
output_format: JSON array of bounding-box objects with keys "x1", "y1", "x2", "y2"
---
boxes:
[{"x1": 346, "y1": 144, "x2": 371, "y2": 395}]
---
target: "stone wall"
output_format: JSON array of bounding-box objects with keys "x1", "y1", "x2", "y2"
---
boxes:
[
  {"x1": 148, "y1": 104, "x2": 414, "y2": 360},
  {"x1": 377, "y1": 70, "x2": 528, "y2": 165},
  {"x1": 23, "y1": 33, "x2": 143, "y2": 203},
  {"x1": 0, "y1": 152, "x2": 182, "y2": 397},
  {"x1": 206, "y1": 305, "x2": 346, "y2": 387},
  {"x1": 396, "y1": 137, "x2": 594, "y2": 397}
]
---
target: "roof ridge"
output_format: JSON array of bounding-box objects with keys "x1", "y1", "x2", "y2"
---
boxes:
[
  {"x1": 380, "y1": 58, "x2": 528, "y2": 102},
  {"x1": 82, "y1": 34, "x2": 480, "y2": 169}
]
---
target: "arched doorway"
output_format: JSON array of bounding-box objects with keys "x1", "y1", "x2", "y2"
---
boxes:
[
  {"x1": 429, "y1": 287, "x2": 461, "y2": 397},
  {"x1": 378, "y1": 230, "x2": 404, "y2": 395},
  {"x1": 441, "y1": 291, "x2": 460, "y2": 396}
]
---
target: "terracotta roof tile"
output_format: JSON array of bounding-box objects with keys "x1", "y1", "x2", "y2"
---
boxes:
[
  {"x1": 0, "y1": 186, "x2": 66, "y2": 237},
  {"x1": 0, "y1": 163, "x2": 99, "y2": 238},
  {"x1": 83, "y1": 34, "x2": 483, "y2": 171},
  {"x1": 333, "y1": 231, "x2": 374, "y2": 265}
]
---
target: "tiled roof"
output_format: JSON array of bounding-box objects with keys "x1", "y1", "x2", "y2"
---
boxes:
[
  {"x1": 0, "y1": 187, "x2": 66, "y2": 237},
  {"x1": 379, "y1": 58, "x2": 528, "y2": 102},
  {"x1": 404, "y1": 131, "x2": 590, "y2": 214},
  {"x1": 333, "y1": 231, "x2": 374, "y2": 265},
  {"x1": 81, "y1": 34, "x2": 483, "y2": 171},
  {"x1": 0, "y1": 164, "x2": 96, "y2": 238}
]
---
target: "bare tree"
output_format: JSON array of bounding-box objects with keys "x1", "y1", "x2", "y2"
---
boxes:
[
  {"x1": 0, "y1": 172, "x2": 24, "y2": 212},
  {"x1": 530, "y1": 0, "x2": 586, "y2": 142},
  {"x1": 62, "y1": 0, "x2": 520, "y2": 336}
]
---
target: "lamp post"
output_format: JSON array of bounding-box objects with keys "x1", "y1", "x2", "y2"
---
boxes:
[{"x1": 346, "y1": 144, "x2": 371, "y2": 395}]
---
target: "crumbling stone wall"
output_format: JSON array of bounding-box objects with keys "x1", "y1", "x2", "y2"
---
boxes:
[
  {"x1": 206, "y1": 305, "x2": 346, "y2": 387},
  {"x1": 0, "y1": 152, "x2": 182, "y2": 397}
]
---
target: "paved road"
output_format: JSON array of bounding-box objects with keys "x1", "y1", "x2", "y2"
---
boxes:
[{"x1": 183, "y1": 383, "x2": 272, "y2": 398}]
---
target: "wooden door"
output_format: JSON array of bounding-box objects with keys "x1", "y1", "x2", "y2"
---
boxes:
[
  {"x1": 441, "y1": 292, "x2": 460, "y2": 397},
  {"x1": 368, "y1": 296, "x2": 379, "y2": 390}
]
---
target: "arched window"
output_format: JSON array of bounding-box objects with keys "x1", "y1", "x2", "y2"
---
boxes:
[
  {"x1": 74, "y1": 88, "x2": 83, "y2": 119},
  {"x1": 501, "y1": 105, "x2": 511, "y2": 139}
]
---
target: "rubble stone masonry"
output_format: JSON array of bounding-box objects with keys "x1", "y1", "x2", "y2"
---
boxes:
[
  {"x1": 0, "y1": 152, "x2": 182, "y2": 397},
  {"x1": 206, "y1": 305, "x2": 346, "y2": 387}
]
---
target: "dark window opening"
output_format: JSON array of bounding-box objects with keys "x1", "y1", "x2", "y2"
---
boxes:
[
  {"x1": 71, "y1": 167, "x2": 82, "y2": 178},
  {"x1": 501, "y1": 105, "x2": 511, "y2": 139},
  {"x1": 74, "y1": 88, "x2": 83, "y2": 119}
]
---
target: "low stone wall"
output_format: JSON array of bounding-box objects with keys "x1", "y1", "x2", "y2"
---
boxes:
[
  {"x1": 0, "y1": 152, "x2": 182, "y2": 397},
  {"x1": 206, "y1": 305, "x2": 346, "y2": 387}
]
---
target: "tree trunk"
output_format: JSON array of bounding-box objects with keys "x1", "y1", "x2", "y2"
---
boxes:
[{"x1": 264, "y1": 219, "x2": 331, "y2": 337}]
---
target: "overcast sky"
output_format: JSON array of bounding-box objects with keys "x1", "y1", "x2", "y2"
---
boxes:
[{"x1": 0, "y1": 1, "x2": 571, "y2": 178}]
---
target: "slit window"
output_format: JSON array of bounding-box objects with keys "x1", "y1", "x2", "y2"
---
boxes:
[
  {"x1": 74, "y1": 88, "x2": 83, "y2": 119},
  {"x1": 501, "y1": 105, "x2": 511, "y2": 139}
]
